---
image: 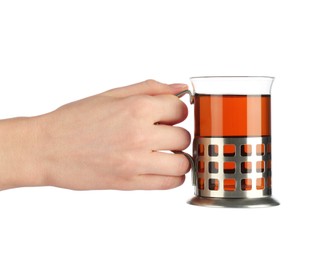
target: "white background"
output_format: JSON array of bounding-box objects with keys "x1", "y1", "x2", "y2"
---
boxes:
[{"x1": 1, "y1": 0, "x2": 325, "y2": 259}]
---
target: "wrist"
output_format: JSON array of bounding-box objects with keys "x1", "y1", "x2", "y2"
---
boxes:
[{"x1": 0, "y1": 116, "x2": 47, "y2": 190}]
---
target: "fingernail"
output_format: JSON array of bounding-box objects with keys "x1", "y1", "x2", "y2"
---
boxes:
[{"x1": 169, "y1": 83, "x2": 188, "y2": 90}]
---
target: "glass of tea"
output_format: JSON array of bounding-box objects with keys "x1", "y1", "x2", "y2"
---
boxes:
[{"x1": 180, "y1": 76, "x2": 279, "y2": 208}]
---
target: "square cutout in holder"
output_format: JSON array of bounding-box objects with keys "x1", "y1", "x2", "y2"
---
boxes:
[
  {"x1": 256, "y1": 144, "x2": 265, "y2": 155},
  {"x1": 224, "y1": 161, "x2": 236, "y2": 174},
  {"x1": 209, "y1": 162, "x2": 219, "y2": 173},
  {"x1": 208, "y1": 145, "x2": 219, "y2": 156},
  {"x1": 241, "y1": 144, "x2": 252, "y2": 156},
  {"x1": 198, "y1": 144, "x2": 205, "y2": 156},
  {"x1": 209, "y1": 179, "x2": 219, "y2": 190},
  {"x1": 241, "y1": 179, "x2": 252, "y2": 191},
  {"x1": 198, "y1": 178, "x2": 204, "y2": 190},
  {"x1": 241, "y1": 161, "x2": 252, "y2": 173},
  {"x1": 224, "y1": 144, "x2": 236, "y2": 156},
  {"x1": 224, "y1": 179, "x2": 236, "y2": 191},
  {"x1": 256, "y1": 161, "x2": 265, "y2": 173},
  {"x1": 256, "y1": 178, "x2": 265, "y2": 190},
  {"x1": 198, "y1": 161, "x2": 205, "y2": 173}
]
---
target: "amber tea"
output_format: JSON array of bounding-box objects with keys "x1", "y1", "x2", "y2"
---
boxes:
[{"x1": 194, "y1": 94, "x2": 271, "y2": 137}]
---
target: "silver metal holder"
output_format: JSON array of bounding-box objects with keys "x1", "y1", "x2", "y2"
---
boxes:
[
  {"x1": 188, "y1": 196, "x2": 279, "y2": 208},
  {"x1": 190, "y1": 136, "x2": 279, "y2": 208}
]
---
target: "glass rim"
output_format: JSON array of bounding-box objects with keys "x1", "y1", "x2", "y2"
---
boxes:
[
  {"x1": 190, "y1": 76, "x2": 274, "y2": 95},
  {"x1": 190, "y1": 76, "x2": 275, "y2": 80}
]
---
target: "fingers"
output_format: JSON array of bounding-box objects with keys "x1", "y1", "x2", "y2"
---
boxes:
[
  {"x1": 150, "y1": 94, "x2": 188, "y2": 125},
  {"x1": 103, "y1": 79, "x2": 188, "y2": 98},
  {"x1": 150, "y1": 125, "x2": 191, "y2": 151},
  {"x1": 139, "y1": 152, "x2": 191, "y2": 176},
  {"x1": 131, "y1": 174, "x2": 185, "y2": 190},
  {"x1": 130, "y1": 152, "x2": 189, "y2": 189},
  {"x1": 103, "y1": 80, "x2": 189, "y2": 125},
  {"x1": 120, "y1": 93, "x2": 188, "y2": 125}
]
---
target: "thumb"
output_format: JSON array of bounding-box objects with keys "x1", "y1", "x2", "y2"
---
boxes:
[{"x1": 102, "y1": 79, "x2": 188, "y2": 97}]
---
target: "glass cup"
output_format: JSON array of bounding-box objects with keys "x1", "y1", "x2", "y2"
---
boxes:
[{"x1": 179, "y1": 76, "x2": 279, "y2": 208}]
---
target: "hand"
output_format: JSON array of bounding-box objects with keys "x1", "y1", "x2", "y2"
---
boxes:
[{"x1": 0, "y1": 80, "x2": 191, "y2": 190}]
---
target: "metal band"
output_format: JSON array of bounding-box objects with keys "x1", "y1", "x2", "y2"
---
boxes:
[
  {"x1": 193, "y1": 136, "x2": 272, "y2": 198},
  {"x1": 176, "y1": 90, "x2": 194, "y2": 104}
]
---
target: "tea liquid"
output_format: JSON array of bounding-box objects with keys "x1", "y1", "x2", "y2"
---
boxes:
[{"x1": 194, "y1": 94, "x2": 271, "y2": 137}]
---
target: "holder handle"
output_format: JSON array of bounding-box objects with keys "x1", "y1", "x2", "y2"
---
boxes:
[
  {"x1": 176, "y1": 89, "x2": 194, "y2": 104},
  {"x1": 175, "y1": 90, "x2": 196, "y2": 186}
]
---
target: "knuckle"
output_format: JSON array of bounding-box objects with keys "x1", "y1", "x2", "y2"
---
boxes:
[
  {"x1": 144, "y1": 79, "x2": 166, "y2": 92},
  {"x1": 129, "y1": 126, "x2": 148, "y2": 148},
  {"x1": 118, "y1": 152, "x2": 136, "y2": 173},
  {"x1": 108, "y1": 152, "x2": 133, "y2": 175},
  {"x1": 128, "y1": 95, "x2": 155, "y2": 119},
  {"x1": 144, "y1": 79, "x2": 159, "y2": 86},
  {"x1": 119, "y1": 151, "x2": 146, "y2": 174}
]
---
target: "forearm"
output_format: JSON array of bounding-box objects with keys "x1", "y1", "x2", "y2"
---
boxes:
[{"x1": 0, "y1": 117, "x2": 45, "y2": 190}]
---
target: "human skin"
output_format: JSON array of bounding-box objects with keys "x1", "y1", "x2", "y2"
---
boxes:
[{"x1": 0, "y1": 80, "x2": 191, "y2": 191}]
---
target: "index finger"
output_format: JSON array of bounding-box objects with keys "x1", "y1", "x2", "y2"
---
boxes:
[{"x1": 102, "y1": 79, "x2": 188, "y2": 98}]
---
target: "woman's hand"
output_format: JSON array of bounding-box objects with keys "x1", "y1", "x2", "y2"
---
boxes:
[{"x1": 0, "y1": 80, "x2": 191, "y2": 191}]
